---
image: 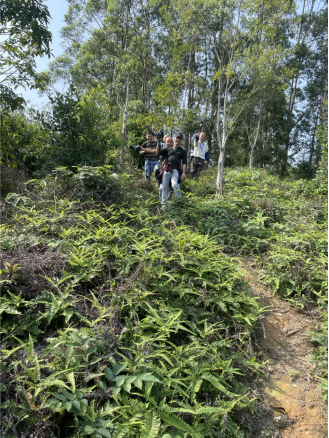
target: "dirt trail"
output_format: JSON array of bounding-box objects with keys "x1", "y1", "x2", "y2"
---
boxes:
[{"x1": 245, "y1": 266, "x2": 328, "y2": 437}]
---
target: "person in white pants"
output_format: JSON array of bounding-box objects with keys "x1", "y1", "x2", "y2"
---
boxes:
[{"x1": 156, "y1": 133, "x2": 187, "y2": 207}]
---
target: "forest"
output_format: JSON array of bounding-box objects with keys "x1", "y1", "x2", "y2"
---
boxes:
[{"x1": 0, "y1": 0, "x2": 328, "y2": 437}]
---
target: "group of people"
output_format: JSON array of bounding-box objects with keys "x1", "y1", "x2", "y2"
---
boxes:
[{"x1": 139, "y1": 131, "x2": 209, "y2": 208}]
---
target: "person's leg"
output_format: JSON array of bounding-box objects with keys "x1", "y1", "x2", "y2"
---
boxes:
[
  {"x1": 171, "y1": 169, "x2": 181, "y2": 198},
  {"x1": 161, "y1": 171, "x2": 171, "y2": 206},
  {"x1": 159, "y1": 184, "x2": 162, "y2": 200},
  {"x1": 190, "y1": 157, "x2": 197, "y2": 177},
  {"x1": 150, "y1": 160, "x2": 159, "y2": 176},
  {"x1": 145, "y1": 160, "x2": 151, "y2": 180},
  {"x1": 196, "y1": 161, "x2": 204, "y2": 177}
]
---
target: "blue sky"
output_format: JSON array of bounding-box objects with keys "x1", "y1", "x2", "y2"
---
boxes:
[{"x1": 17, "y1": 0, "x2": 68, "y2": 108}]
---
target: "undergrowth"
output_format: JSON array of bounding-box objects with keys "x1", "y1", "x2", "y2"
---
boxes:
[{"x1": 0, "y1": 165, "x2": 327, "y2": 437}]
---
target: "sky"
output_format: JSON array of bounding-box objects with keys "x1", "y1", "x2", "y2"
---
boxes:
[{"x1": 16, "y1": 0, "x2": 69, "y2": 109}]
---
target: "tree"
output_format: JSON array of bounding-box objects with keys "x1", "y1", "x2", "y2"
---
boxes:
[
  {"x1": 196, "y1": 0, "x2": 293, "y2": 194},
  {"x1": 0, "y1": 0, "x2": 52, "y2": 111},
  {"x1": 36, "y1": 86, "x2": 117, "y2": 171},
  {"x1": 282, "y1": 0, "x2": 327, "y2": 174}
]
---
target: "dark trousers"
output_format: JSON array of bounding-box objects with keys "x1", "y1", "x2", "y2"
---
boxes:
[{"x1": 190, "y1": 157, "x2": 205, "y2": 176}]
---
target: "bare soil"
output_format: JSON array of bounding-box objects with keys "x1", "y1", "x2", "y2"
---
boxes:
[{"x1": 246, "y1": 265, "x2": 328, "y2": 437}]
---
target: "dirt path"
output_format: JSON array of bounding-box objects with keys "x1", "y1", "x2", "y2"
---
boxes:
[{"x1": 245, "y1": 266, "x2": 328, "y2": 437}]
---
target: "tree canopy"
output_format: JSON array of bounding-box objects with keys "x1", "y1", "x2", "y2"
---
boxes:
[{"x1": 0, "y1": 0, "x2": 52, "y2": 110}]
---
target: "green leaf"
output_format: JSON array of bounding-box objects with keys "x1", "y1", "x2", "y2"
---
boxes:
[
  {"x1": 112, "y1": 362, "x2": 127, "y2": 376},
  {"x1": 41, "y1": 398, "x2": 58, "y2": 408},
  {"x1": 63, "y1": 401, "x2": 72, "y2": 411},
  {"x1": 62, "y1": 390, "x2": 74, "y2": 401},
  {"x1": 136, "y1": 373, "x2": 152, "y2": 380},
  {"x1": 67, "y1": 372, "x2": 76, "y2": 393},
  {"x1": 96, "y1": 428, "x2": 112, "y2": 438},
  {"x1": 125, "y1": 376, "x2": 137, "y2": 384},
  {"x1": 123, "y1": 382, "x2": 131, "y2": 393},
  {"x1": 90, "y1": 357, "x2": 102, "y2": 365},
  {"x1": 141, "y1": 412, "x2": 160, "y2": 438},
  {"x1": 72, "y1": 400, "x2": 80, "y2": 410},
  {"x1": 85, "y1": 373, "x2": 104, "y2": 382},
  {"x1": 140, "y1": 375, "x2": 160, "y2": 383},
  {"x1": 85, "y1": 425, "x2": 96, "y2": 434},
  {"x1": 110, "y1": 386, "x2": 121, "y2": 396},
  {"x1": 99, "y1": 380, "x2": 108, "y2": 390},
  {"x1": 70, "y1": 333, "x2": 83, "y2": 345},
  {"x1": 53, "y1": 392, "x2": 67, "y2": 401},
  {"x1": 104, "y1": 367, "x2": 114, "y2": 381},
  {"x1": 112, "y1": 424, "x2": 129, "y2": 438},
  {"x1": 159, "y1": 411, "x2": 201, "y2": 438},
  {"x1": 201, "y1": 373, "x2": 234, "y2": 396},
  {"x1": 134, "y1": 379, "x2": 143, "y2": 389},
  {"x1": 75, "y1": 390, "x2": 83, "y2": 399},
  {"x1": 116, "y1": 378, "x2": 125, "y2": 387}
]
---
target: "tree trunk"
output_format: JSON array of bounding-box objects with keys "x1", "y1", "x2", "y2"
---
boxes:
[
  {"x1": 119, "y1": 78, "x2": 130, "y2": 165},
  {"x1": 249, "y1": 106, "x2": 262, "y2": 168},
  {"x1": 142, "y1": 56, "x2": 147, "y2": 97},
  {"x1": 206, "y1": 99, "x2": 215, "y2": 166},
  {"x1": 216, "y1": 78, "x2": 229, "y2": 197}
]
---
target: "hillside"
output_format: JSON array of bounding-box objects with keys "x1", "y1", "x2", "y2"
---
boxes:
[{"x1": 0, "y1": 167, "x2": 327, "y2": 438}]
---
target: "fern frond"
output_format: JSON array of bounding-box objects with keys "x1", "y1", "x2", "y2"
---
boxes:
[
  {"x1": 140, "y1": 412, "x2": 160, "y2": 438},
  {"x1": 201, "y1": 373, "x2": 235, "y2": 397},
  {"x1": 191, "y1": 377, "x2": 203, "y2": 404},
  {"x1": 159, "y1": 411, "x2": 201, "y2": 438},
  {"x1": 111, "y1": 423, "x2": 129, "y2": 438}
]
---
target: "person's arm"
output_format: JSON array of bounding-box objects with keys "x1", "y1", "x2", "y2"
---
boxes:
[
  {"x1": 156, "y1": 136, "x2": 161, "y2": 155},
  {"x1": 140, "y1": 147, "x2": 157, "y2": 153}
]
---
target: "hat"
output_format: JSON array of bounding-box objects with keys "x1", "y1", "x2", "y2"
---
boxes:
[{"x1": 175, "y1": 132, "x2": 184, "y2": 139}]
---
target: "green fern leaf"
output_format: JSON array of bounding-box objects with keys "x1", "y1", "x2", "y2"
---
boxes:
[
  {"x1": 191, "y1": 378, "x2": 203, "y2": 404},
  {"x1": 201, "y1": 373, "x2": 235, "y2": 396},
  {"x1": 140, "y1": 412, "x2": 160, "y2": 438},
  {"x1": 159, "y1": 411, "x2": 201, "y2": 438},
  {"x1": 66, "y1": 372, "x2": 76, "y2": 393},
  {"x1": 112, "y1": 424, "x2": 129, "y2": 438}
]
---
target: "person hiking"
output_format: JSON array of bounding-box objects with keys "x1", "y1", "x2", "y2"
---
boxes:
[
  {"x1": 139, "y1": 130, "x2": 159, "y2": 181},
  {"x1": 191, "y1": 132, "x2": 209, "y2": 177},
  {"x1": 156, "y1": 133, "x2": 187, "y2": 208},
  {"x1": 154, "y1": 135, "x2": 169, "y2": 200}
]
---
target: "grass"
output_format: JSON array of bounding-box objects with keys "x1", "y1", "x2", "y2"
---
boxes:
[{"x1": 0, "y1": 165, "x2": 327, "y2": 437}]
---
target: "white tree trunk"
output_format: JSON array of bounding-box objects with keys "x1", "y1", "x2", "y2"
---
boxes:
[
  {"x1": 249, "y1": 108, "x2": 262, "y2": 168},
  {"x1": 216, "y1": 78, "x2": 228, "y2": 196},
  {"x1": 119, "y1": 78, "x2": 130, "y2": 165}
]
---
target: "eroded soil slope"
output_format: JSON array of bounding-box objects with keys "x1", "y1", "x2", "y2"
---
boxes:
[{"x1": 247, "y1": 267, "x2": 328, "y2": 437}]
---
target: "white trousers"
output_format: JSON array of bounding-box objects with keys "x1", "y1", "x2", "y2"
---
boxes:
[{"x1": 161, "y1": 169, "x2": 181, "y2": 205}]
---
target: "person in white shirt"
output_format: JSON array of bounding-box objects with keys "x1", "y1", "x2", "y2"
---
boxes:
[{"x1": 191, "y1": 132, "x2": 209, "y2": 177}]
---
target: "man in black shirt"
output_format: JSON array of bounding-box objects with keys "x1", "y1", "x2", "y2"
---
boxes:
[
  {"x1": 139, "y1": 131, "x2": 159, "y2": 181},
  {"x1": 156, "y1": 132, "x2": 187, "y2": 207}
]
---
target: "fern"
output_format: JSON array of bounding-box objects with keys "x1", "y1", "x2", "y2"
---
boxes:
[
  {"x1": 159, "y1": 411, "x2": 201, "y2": 438},
  {"x1": 140, "y1": 412, "x2": 160, "y2": 438},
  {"x1": 112, "y1": 424, "x2": 129, "y2": 438}
]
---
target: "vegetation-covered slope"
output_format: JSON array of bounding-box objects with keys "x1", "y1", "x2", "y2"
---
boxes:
[{"x1": 1, "y1": 167, "x2": 327, "y2": 438}]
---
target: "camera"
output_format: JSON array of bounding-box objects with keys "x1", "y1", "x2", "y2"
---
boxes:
[
  {"x1": 151, "y1": 129, "x2": 164, "y2": 139},
  {"x1": 129, "y1": 144, "x2": 141, "y2": 153}
]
